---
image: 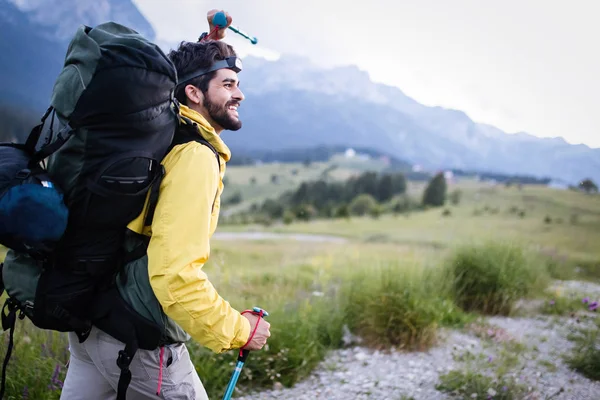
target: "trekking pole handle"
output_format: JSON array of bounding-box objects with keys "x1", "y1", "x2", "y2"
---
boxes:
[
  {"x1": 222, "y1": 307, "x2": 268, "y2": 400},
  {"x1": 239, "y1": 307, "x2": 269, "y2": 358},
  {"x1": 213, "y1": 11, "x2": 258, "y2": 44}
]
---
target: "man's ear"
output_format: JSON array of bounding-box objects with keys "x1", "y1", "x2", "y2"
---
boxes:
[{"x1": 184, "y1": 84, "x2": 203, "y2": 105}]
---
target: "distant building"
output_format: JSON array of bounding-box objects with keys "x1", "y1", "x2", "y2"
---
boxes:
[{"x1": 345, "y1": 148, "x2": 356, "y2": 158}]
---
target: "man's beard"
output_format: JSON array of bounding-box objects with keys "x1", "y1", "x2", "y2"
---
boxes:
[{"x1": 203, "y1": 94, "x2": 242, "y2": 131}]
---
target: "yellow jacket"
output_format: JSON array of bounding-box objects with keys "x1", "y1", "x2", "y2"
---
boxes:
[{"x1": 127, "y1": 105, "x2": 250, "y2": 353}]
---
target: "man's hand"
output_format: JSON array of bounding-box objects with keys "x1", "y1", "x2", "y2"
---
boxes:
[
  {"x1": 241, "y1": 313, "x2": 271, "y2": 351},
  {"x1": 206, "y1": 9, "x2": 232, "y2": 41}
]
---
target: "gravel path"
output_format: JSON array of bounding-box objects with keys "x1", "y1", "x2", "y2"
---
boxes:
[{"x1": 237, "y1": 311, "x2": 600, "y2": 399}]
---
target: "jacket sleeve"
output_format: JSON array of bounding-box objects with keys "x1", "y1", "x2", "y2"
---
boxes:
[{"x1": 146, "y1": 142, "x2": 250, "y2": 353}]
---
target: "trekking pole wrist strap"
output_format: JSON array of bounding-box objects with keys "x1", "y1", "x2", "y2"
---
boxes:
[{"x1": 240, "y1": 309, "x2": 265, "y2": 350}]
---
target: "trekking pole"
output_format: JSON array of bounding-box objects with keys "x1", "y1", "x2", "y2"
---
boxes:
[
  {"x1": 222, "y1": 307, "x2": 269, "y2": 400},
  {"x1": 213, "y1": 11, "x2": 259, "y2": 44}
]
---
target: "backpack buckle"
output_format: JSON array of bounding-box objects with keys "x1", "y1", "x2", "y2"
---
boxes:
[
  {"x1": 116, "y1": 350, "x2": 132, "y2": 370},
  {"x1": 15, "y1": 169, "x2": 31, "y2": 180}
]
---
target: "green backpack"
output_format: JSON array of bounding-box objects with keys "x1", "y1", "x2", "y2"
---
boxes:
[{"x1": 0, "y1": 22, "x2": 195, "y2": 399}]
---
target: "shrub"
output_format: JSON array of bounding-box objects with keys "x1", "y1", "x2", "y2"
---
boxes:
[
  {"x1": 445, "y1": 242, "x2": 549, "y2": 315},
  {"x1": 449, "y1": 189, "x2": 462, "y2": 205},
  {"x1": 334, "y1": 204, "x2": 350, "y2": 219},
  {"x1": 349, "y1": 194, "x2": 377, "y2": 216},
  {"x1": 283, "y1": 210, "x2": 295, "y2": 225},
  {"x1": 342, "y1": 265, "x2": 447, "y2": 351},
  {"x1": 294, "y1": 204, "x2": 317, "y2": 221}
]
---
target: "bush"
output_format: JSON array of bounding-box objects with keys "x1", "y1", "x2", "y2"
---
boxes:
[
  {"x1": 570, "y1": 214, "x2": 579, "y2": 225},
  {"x1": 223, "y1": 190, "x2": 243, "y2": 206},
  {"x1": 334, "y1": 204, "x2": 350, "y2": 219},
  {"x1": 442, "y1": 208, "x2": 452, "y2": 217},
  {"x1": 294, "y1": 204, "x2": 317, "y2": 221},
  {"x1": 369, "y1": 205, "x2": 383, "y2": 219},
  {"x1": 349, "y1": 194, "x2": 377, "y2": 216},
  {"x1": 283, "y1": 210, "x2": 295, "y2": 225},
  {"x1": 445, "y1": 242, "x2": 549, "y2": 315},
  {"x1": 342, "y1": 265, "x2": 449, "y2": 351},
  {"x1": 449, "y1": 189, "x2": 462, "y2": 205}
]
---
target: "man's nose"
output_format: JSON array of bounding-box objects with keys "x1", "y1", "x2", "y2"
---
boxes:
[{"x1": 233, "y1": 86, "x2": 245, "y2": 101}]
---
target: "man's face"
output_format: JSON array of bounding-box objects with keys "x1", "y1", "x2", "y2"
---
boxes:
[{"x1": 201, "y1": 68, "x2": 245, "y2": 132}]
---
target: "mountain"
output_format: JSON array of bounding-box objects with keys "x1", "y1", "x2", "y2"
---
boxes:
[
  {"x1": 0, "y1": 0, "x2": 155, "y2": 111},
  {"x1": 227, "y1": 55, "x2": 599, "y2": 184},
  {"x1": 0, "y1": 1, "x2": 597, "y2": 184}
]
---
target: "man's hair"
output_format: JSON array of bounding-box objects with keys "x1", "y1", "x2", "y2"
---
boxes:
[{"x1": 168, "y1": 40, "x2": 237, "y2": 106}]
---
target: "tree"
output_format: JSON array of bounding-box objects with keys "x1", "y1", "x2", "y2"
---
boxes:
[
  {"x1": 422, "y1": 172, "x2": 447, "y2": 207},
  {"x1": 377, "y1": 174, "x2": 394, "y2": 202},
  {"x1": 579, "y1": 179, "x2": 598, "y2": 193},
  {"x1": 349, "y1": 194, "x2": 378, "y2": 216},
  {"x1": 390, "y1": 173, "x2": 407, "y2": 196}
]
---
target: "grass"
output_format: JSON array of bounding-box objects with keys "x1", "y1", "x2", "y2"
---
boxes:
[
  {"x1": 223, "y1": 179, "x2": 600, "y2": 265},
  {"x1": 436, "y1": 369, "x2": 528, "y2": 400},
  {"x1": 446, "y1": 241, "x2": 550, "y2": 315},
  {"x1": 0, "y1": 322, "x2": 67, "y2": 400},
  {"x1": 565, "y1": 315, "x2": 600, "y2": 381}
]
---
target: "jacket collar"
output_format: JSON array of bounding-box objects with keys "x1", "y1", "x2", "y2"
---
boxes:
[{"x1": 178, "y1": 104, "x2": 231, "y2": 162}]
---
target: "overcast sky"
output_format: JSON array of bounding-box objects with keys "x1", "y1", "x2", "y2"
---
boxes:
[{"x1": 133, "y1": 0, "x2": 599, "y2": 148}]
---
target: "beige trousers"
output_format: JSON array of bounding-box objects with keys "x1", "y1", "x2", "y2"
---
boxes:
[{"x1": 60, "y1": 326, "x2": 209, "y2": 400}]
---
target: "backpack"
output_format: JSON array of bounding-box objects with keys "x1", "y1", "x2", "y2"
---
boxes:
[{"x1": 0, "y1": 22, "x2": 218, "y2": 400}]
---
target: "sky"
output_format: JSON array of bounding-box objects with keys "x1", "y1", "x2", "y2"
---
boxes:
[{"x1": 133, "y1": 0, "x2": 599, "y2": 149}]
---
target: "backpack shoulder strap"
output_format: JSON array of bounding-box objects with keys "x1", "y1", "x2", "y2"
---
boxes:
[{"x1": 143, "y1": 117, "x2": 221, "y2": 227}]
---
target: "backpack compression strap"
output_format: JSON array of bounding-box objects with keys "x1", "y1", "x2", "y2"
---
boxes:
[
  {"x1": 0, "y1": 299, "x2": 18, "y2": 399},
  {"x1": 143, "y1": 118, "x2": 221, "y2": 228},
  {"x1": 23, "y1": 106, "x2": 74, "y2": 165}
]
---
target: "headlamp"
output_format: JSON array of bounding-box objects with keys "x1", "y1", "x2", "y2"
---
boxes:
[{"x1": 177, "y1": 56, "x2": 243, "y2": 87}]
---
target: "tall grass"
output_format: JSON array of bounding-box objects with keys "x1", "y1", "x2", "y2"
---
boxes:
[
  {"x1": 0, "y1": 320, "x2": 68, "y2": 400},
  {"x1": 342, "y1": 264, "x2": 462, "y2": 351},
  {"x1": 565, "y1": 317, "x2": 600, "y2": 381},
  {"x1": 445, "y1": 241, "x2": 550, "y2": 315}
]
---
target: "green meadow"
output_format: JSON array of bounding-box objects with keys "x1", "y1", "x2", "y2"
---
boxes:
[{"x1": 1, "y1": 158, "x2": 599, "y2": 399}]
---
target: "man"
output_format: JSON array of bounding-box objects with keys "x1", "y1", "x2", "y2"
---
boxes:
[{"x1": 60, "y1": 10, "x2": 270, "y2": 399}]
